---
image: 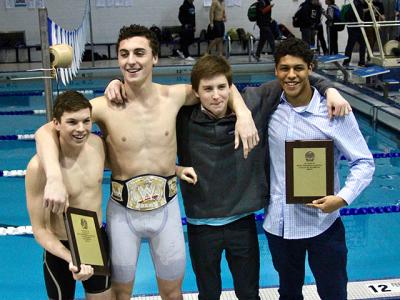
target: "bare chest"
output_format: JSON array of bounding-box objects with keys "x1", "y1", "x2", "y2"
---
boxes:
[
  {"x1": 102, "y1": 102, "x2": 178, "y2": 151},
  {"x1": 61, "y1": 163, "x2": 103, "y2": 202}
]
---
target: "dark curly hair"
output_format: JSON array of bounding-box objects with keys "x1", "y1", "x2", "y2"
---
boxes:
[
  {"x1": 274, "y1": 38, "x2": 314, "y2": 67},
  {"x1": 116, "y1": 24, "x2": 159, "y2": 57}
]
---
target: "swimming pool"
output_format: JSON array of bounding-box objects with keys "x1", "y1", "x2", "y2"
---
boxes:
[{"x1": 0, "y1": 74, "x2": 399, "y2": 299}]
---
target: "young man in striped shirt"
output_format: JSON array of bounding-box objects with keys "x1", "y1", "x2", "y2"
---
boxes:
[{"x1": 264, "y1": 38, "x2": 375, "y2": 300}]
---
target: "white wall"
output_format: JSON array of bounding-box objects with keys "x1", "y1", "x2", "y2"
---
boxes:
[{"x1": 0, "y1": 0, "x2": 389, "y2": 55}]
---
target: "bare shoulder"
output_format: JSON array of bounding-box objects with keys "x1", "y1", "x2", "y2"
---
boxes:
[
  {"x1": 26, "y1": 155, "x2": 46, "y2": 190},
  {"x1": 156, "y1": 83, "x2": 191, "y2": 107},
  {"x1": 26, "y1": 155, "x2": 42, "y2": 175},
  {"x1": 89, "y1": 95, "x2": 108, "y2": 122},
  {"x1": 89, "y1": 95, "x2": 106, "y2": 107},
  {"x1": 158, "y1": 82, "x2": 196, "y2": 108},
  {"x1": 87, "y1": 134, "x2": 106, "y2": 155}
]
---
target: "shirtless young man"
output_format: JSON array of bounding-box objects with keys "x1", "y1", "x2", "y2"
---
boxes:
[
  {"x1": 207, "y1": 0, "x2": 226, "y2": 56},
  {"x1": 26, "y1": 91, "x2": 111, "y2": 300},
  {"x1": 35, "y1": 25, "x2": 258, "y2": 300}
]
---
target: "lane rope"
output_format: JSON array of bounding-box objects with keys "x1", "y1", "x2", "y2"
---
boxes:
[
  {"x1": 0, "y1": 131, "x2": 102, "y2": 141},
  {"x1": 2, "y1": 205, "x2": 400, "y2": 236},
  {"x1": 1, "y1": 152, "x2": 399, "y2": 177},
  {"x1": 0, "y1": 110, "x2": 46, "y2": 116}
]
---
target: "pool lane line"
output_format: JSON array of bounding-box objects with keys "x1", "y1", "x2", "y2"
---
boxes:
[
  {"x1": 1, "y1": 151, "x2": 399, "y2": 177},
  {"x1": 0, "y1": 89, "x2": 100, "y2": 97},
  {"x1": 0, "y1": 109, "x2": 46, "y2": 115},
  {"x1": 0, "y1": 131, "x2": 102, "y2": 140},
  {"x1": 2, "y1": 206, "x2": 400, "y2": 236}
]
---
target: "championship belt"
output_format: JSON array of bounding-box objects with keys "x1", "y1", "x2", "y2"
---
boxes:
[{"x1": 111, "y1": 175, "x2": 177, "y2": 211}]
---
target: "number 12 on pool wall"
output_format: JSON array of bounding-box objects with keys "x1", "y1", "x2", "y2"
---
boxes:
[
  {"x1": 367, "y1": 282, "x2": 400, "y2": 294},
  {"x1": 368, "y1": 284, "x2": 392, "y2": 293}
]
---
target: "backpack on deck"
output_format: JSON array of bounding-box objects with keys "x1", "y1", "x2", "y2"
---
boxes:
[
  {"x1": 333, "y1": 5, "x2": 345, "y2": 31},
  {"x1": 247, "y1": 2, "x2": 257, "y2": 22}
]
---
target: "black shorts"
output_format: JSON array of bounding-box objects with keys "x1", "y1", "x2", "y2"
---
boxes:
[
  {"x1": 212, "y1": 20, "x2": 225, "y2": 38},
  {"x1": 43, "y1": 227, "x2": 111, "y2": 299}
]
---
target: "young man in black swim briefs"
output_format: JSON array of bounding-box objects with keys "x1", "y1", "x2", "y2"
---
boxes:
[{"x1": 26, "y1": 91, "x2": 111, "y2": 300}]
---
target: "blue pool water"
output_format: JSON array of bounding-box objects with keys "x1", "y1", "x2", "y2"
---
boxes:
[{"x1": 0, "y1": 75, "x2": 400, "y2": 299}]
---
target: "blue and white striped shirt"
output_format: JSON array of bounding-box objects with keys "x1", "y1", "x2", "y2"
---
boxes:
[{"x1": 263, "y1": 88, "x2": 375, "y2": 239}]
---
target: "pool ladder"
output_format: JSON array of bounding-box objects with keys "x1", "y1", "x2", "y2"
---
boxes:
[
  {"x1": 370, "y1": 104, "x2": 390, "y2": 130},
  {"x1": 225, "y1": 35, "x2": 255, "y2": 63}
]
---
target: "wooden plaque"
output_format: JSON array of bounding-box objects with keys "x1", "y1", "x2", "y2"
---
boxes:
[
  {"x1": 63, "y1": 207, "x2": 109, "y2": 275},
  {"x1": 285, "y1": 140, "x2": 334, "y2": 204}
]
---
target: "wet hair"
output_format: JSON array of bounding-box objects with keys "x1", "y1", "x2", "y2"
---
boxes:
[
  {"x1": 116, "y1": 24, "x2": 159, "y2": 57},
  {"x1": 52, "y1": 91, "x2": 92, "y2": 121},
  {"x1": 191, "y1": 55, "x2": 232, "y2": 92},
  {"x1": 274, "y1": 38, "x2": 314, "y2": 67}
]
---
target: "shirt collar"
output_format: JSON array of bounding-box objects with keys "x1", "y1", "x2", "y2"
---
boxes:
[
  {"x1": 279, "y1": 87, "x2": 324, "y2": 115},
  {"x1": 200, "y1": 104, "x2": 234, "y2": 119}
]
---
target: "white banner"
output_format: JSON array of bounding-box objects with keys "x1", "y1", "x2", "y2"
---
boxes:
[
  {"x1": 226, "y1": 0, "x2": 241, "y2": 7},
  {"x1": 203, "y1": 0, "x2": 211, "y2": 7}
]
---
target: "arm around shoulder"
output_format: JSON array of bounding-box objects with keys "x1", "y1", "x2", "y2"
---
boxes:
[
  {"x1": 34, "y1": 122, "x2": 68, "y2": 214},
  {"x1": 309, "y1": 75, "x2": 352, "y2": 118},
  {"x1": 25, "y1": 157, "x2": 71, "y2": 263}
]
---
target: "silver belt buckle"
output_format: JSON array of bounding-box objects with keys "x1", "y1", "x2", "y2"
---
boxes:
[{"x1": 126, "y1": 175, "x2": 167, "y2": 211}]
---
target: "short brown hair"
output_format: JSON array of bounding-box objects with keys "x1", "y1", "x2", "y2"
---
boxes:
[
  {"x1": 191, "y1": 55, "x2": 232, "y2": 92},
  {"x1": 52, "y1": 91, "x2": 92, "y2": 121},
  {"x1": 116, "y1": 24, "x2": 159, "y2": 57}
]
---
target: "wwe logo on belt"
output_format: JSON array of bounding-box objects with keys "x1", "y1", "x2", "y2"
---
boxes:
[{"x1": 137, "y1": 179, "x2": 160, "y2": 203}]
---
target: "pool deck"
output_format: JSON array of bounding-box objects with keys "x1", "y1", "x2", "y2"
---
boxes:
[{"x1": 129, "y1": 278, "x2": 400, "y2": 300}]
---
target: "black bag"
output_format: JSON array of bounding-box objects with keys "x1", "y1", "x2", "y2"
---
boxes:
[
  {"x1": 247, "y1": 2, "x2": 257, "y2": 22},
  {"x1": 150, "y1": 25, "x2": 162, "y2": 43},
  {"x1": 292, "y1": 3, "x2": 308, "y2": 28},
  {"x1": 333, "y1": 6, "x2": 345, "y2": 31}
]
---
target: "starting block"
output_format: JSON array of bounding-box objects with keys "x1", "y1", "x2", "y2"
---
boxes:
[
  {"x1": 316, "y1": 54, "x2": 349, "y2": 82},
  {"x1": 352, "y1": 65, "x2": 398, "y2": 98},
  {"x1": 352, "y1": 65, "x2": 390, "y2": 78},
  {"x1": 317, "y1": 54, "x2": 348, "y2": 64}
]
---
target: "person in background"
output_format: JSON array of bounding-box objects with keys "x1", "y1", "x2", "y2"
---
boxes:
[
  {"x1": 324, "y1": 0, "x2": 340, "y2": 54},
  {"x1": 295, "y1": 0, "x2": 324, "y2": 49},
  {"x1": 343, "y1": 0, "x2": 367, "y2": 67},
  {"x1": 254, "y1": 0, "x2": 275, "y2": 61},
  {"x1": 264, "y1": 37, "x2": 375, "y2": 300},
  {"x1": 178, "y1": 0, "x2": 196, "y2": 61},
  {"x1": 315, "y1": 0, "x2": 328, "y2": 55},
  {"x1": 206, "y1": 0, "x2": 226, "y2": 56}
]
